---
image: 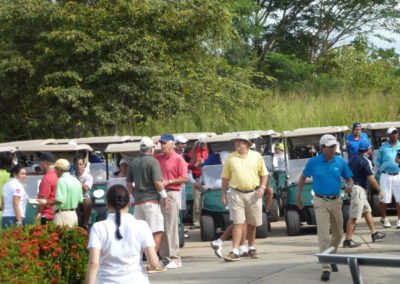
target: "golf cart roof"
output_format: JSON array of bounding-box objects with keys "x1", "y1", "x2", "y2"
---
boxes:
[
  {"x1": 151, "y1": 132, "x2": 216, "y2": 142},
  {"x1": 366, "y1": 122, "x2": 400, "y2": 130},
  {"x1": 17, "y1": 144, "x2": 93, "y2": 152},
  {"x1": 71, "y1": 136, "x2": 141, "y2": 144},
  {"x1": 204, "y1": 134, "x2": 241, "y2": 143},
  {"x1": 104, "y1": 142, "x2": 161, "y2": 153},
  {"x1": 283, "y1": 126, "x2": 348, "y2": 138},
  {"x1": 0, "y1": 146, "x2": 17, "y2": 153},
  {"x1": 0, "y1": 139, "x2": 59, "y2": 148},
  {"x1": 223, "y1": 130, "x2": 277, "y2": 137}
]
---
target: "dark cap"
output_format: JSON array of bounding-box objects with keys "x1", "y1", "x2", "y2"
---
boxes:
[
  {"x1": 160, "y1": 133, "x2": 174, "y2": 143},
  {"x1": 358, "y1": 139, "x2": 371, "y2": 152},
  {"x1": 352, "y1": 122, "x2": 362, "y2": 130},
  {"x1": 38, "y1": 152, "x2": 55, "y2": 163}
]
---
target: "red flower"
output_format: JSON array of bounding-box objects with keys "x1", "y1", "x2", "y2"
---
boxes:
[
  {"x1": 51, "y1": 278, "x2": 59, "y2": 283},
  {"x1": 71, "y1": 245, "x2": 77, "y2": 249},
  {"x1": 53, "y1": 263, "x2": 61, "y2": 270}
]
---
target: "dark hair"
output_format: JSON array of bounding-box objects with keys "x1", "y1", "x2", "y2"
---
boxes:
[
  {"x1": 106, "y1": 184, "x2": 130, "y2": 240},
  {"x1": 9, "y1": 164, "x2": 25, "y2": 178},
  {"x1": 0, "y1": 153, "x2": 13, "y2": 170}
]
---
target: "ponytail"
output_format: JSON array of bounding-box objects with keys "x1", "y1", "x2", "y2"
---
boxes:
[{"x1": 106, "y1": 184, "x2": 130, "y2": 240}]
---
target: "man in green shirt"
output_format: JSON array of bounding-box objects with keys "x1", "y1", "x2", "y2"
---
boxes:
[
  {"x1": 39, "y1": 159, "x2": 83, "y2": 228},
  {"x1": 0, "y1": 153, "x2": 12, "y2": 213}
]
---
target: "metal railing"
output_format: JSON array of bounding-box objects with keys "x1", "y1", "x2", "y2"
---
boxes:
[{"x1": 316, "y1": 247, "x2": 400, "y2": 284}]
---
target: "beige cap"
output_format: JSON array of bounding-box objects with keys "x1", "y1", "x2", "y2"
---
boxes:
[
  {"x1": 231, "y1": 133, "x2": 252, "y2": 145},
  {"x1": 54, "y1": 159, "x2": 70, "y2": 171}
]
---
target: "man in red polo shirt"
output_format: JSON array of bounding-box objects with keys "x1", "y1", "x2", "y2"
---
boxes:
[
  {"x1": 155, "y1": 133, "x2": 188, "y2": 269},
  {"x1": 36, "y1": 152, "x2": 58, "y2": 225}
]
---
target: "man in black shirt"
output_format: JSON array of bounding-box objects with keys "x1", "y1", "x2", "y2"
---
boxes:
[{"x1": 344, "y1": 139, "x2": 386, "y2": 248}]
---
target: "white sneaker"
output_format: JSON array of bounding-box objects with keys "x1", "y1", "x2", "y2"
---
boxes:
[
  {"x1": 165, "y1": 260, "x2": 182, "y2": 269},
  {"x1": 396, "y1": 220, "x2": 400, "y2": 229},
  {"x1": 239, "y1": 245, "x2": 249, "y2": 257},
  {"x1": 380, "y1": 218, "x2": 391, "y2": 228},
  {"x1": 210, "y1": 241, "x2": 223, "y2": 258}
]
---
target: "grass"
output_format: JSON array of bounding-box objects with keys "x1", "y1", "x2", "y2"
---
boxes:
[{"x1": 124, "y1": 91, "x2": 400, "y2": 135}]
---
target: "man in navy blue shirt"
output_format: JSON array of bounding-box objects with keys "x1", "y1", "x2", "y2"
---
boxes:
[
  {"x1": 346, "y1": 122, "x2": 369, "y2": 160},
  {"x1": 343, "y1": 139, "x2": 386, "y2": 248},
  {"x1": 297, "y1": 134, "x2": 353, "y2": 282}
]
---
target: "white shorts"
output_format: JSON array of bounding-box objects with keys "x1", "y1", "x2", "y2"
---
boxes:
[
  {"x1": 134, "y1": 202, "x2": 164, "y2": 233},
  {"x1": 379, "y1": 173, "x2": 400, "y2": 203}
]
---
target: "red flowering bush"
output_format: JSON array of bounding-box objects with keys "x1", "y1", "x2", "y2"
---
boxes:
[{"x1": 0, "y1": 224, "x2": 88, "y2": 283}]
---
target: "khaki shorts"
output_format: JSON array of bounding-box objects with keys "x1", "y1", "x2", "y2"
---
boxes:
[
  {"x1": 350, "y1": 185, "x2": 371, "y2": 219},
  {"x1": 134, "y1": 202, "x2": 164, "y2": 233},
  {"x1": 54, "y1": 211, "x2": 78, "y2": 228},
  {"x1": 230, "y1": 189, "x2": 262, "y2": 226}
]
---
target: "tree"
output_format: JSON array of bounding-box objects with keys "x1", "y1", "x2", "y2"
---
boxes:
[{"x1": 0, "y1": 0, "x2": 265, "y2": 140}]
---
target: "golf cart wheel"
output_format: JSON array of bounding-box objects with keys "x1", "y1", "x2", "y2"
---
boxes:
[
  {"x1": 179, "y1": 225, "x2": 185, "y2": 248},
  {"x1": 200, "y1": 215, "x2": 216, "y2": 241},
  {"x1": 286, "y1": 209, "x2": 301, "y2": 236},
  {"x1": 269, "y1": 199, "x2": 280, "y2": 222},
  {"x1": 255, "y1": 212, "x2": 269, "y2": 238},
  {"x1": 342, "y1": 205, "x2": 350, "y2": 232},
  {"x1": 371, "y1": 194, "x2": 381, "y2": 217}
]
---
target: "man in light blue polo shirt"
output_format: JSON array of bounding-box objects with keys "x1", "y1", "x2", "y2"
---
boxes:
[
  {"x1": 375, "y1": 127, "x2": 400, "y2": 228},
  {"x1": 297, "y1": 134, "x2": 353, "y2": 282},
  {"x1": 346, "y1": 122, "x2": 369, "y2": 160}
]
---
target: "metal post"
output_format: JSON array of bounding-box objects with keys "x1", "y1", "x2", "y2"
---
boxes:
[{"x1": 348, "y1": 257, "x2": 363, "y2": 284}]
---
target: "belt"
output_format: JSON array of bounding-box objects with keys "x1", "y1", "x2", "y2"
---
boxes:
[
  {"x1": 232, "y1": 188, "x2": 257, "y2": 194},
  {"x1": 315, "y1": 194, "x2": 339, "y2": 200},
  {"x1": 55, "y1": 208, "x2": 75, "y2": 213},
  {"x1": 382, "y1": 172, "x2": 399, "y2": 176}
]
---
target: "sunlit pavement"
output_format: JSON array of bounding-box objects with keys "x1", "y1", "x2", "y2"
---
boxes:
[{"x1": 150, "y1": 216, "x2": 400, "y2": 284}]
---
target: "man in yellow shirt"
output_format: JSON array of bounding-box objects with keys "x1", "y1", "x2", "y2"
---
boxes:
[{"x1": 221, "y1": 134, "x2": 268, "y2": 261}]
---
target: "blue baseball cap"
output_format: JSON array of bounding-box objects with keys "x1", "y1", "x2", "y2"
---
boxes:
[
  {"x1": 159, "y1": 133, "x2": 174, "y2": 143},
  {"x1": 358, "y1": 139, "x2": 371, "y2": 152},
  {"x1": 352, "y1": 122, "x2": 362, "y2": 130}
]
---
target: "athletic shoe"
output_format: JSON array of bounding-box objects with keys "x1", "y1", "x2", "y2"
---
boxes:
[
  {"x1": 371, "y1": 231, "x2": 387, "y2": 242},
  {"x1": 380, "y1": 218, "x2": 391, "y2": 228},
  {"x1": 210, "y1": 241, "x2": 223, "y2": 258},
  {"x1": 343, "y1": 239, "x2": 361, "y2": 248},
  {"x1": 321, "y1": 271, "x2": 330, "y2": 281},
  {"x1": 397, "y1": 220, "x2": 400, "y2": 229},
  {"x1": 165, "y1": 260, "x2": 182, "y2": 269},
  {"x1": 146, "y1": 265, "x2": 167, "y2": 274},
  {"x1": 331, "y1": 264, "x2": 338, "y2": 272},
  {"x1": 223, "y1": 252, "x2": 240, "y2": 262},
  {"x1": 248, "y1": 249, "x2": 259, "y2": 259},
  {"x1": 239, "y1": 245, "x2": 249, "y2": 257}
]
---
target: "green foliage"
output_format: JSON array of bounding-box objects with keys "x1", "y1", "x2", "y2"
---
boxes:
[{"x1": 0, "y1": 0, "x2": 264, "y2": 140}]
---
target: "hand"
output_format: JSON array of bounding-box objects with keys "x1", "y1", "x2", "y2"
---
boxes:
[
  {"x1": 345, "y1": 185, "x2": 352, "y2": 193},
  {"x1": 162, "y1": 198, "x2": 168, "y2": 209},
  {"x1": 221, "y1": 193, "x2": 227, "y2": 207},
  {"x1": 379, "y1": 191, "x2": 385, "y2": 199},
  {"x1": 163, "y1": 180, "x2": 169, "y2": 187},
  {"x1": 35, "y1": 213, "x2": 42, "y2": 221},
  {"x1": 37, "y1": 199, "x2": 48, "y2": 205},
  {"x1": 256, "y1": 186, "x2": 265, "y2": 199},
  {"x1": 296, "y1": 196, "x2": 303, "y2": 209}
]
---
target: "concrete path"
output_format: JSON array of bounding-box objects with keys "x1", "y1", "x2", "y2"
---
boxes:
[{"x1": 150, "y1": 216, "x2": 400, "y2": 284}]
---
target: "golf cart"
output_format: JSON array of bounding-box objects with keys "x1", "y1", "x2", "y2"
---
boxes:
[
  {"x1": 16, "y1": 143, "x2": 93, "y2": 225},
  {"x1": 283, "y1": 126, "x2": 350, "y2": 236},
  {"x1": 199, "y1": 134, "x2": 270, "y2": 241},
  {"x1": 365, "y1": 122, "x2": 400, "y2": 216},
  {"x1": 224, "y1": 130, "x2": 284, "y2": 222}
]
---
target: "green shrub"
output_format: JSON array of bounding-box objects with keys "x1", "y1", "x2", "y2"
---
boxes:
[{"x1": 0, "y1": 224, "x2": 88, "y2": 284}]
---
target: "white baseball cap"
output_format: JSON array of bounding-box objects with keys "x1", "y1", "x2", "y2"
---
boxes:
[
  {"x1": 140, "y1": 137, "x2": 155, "y2": 148},
  {"x1": 387, "y1": 127, "x2": 398, "y2": 135},
  {"x1": 175, "y1": 135, "x2": 188, "y2": 144},
  {"x1": 320, "y1": 134, "x2": 337, "y2": 147},
  {"x1": 119, "y1": 158, "x2": 129, "y2": 166},
  {"x1": 196, "y1": 134, "x2": 207, "y2": 144}
]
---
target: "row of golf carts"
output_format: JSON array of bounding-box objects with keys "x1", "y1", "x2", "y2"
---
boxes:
[{"x1": 1, "y1": 122, "x2": 398, "y2": 243}]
